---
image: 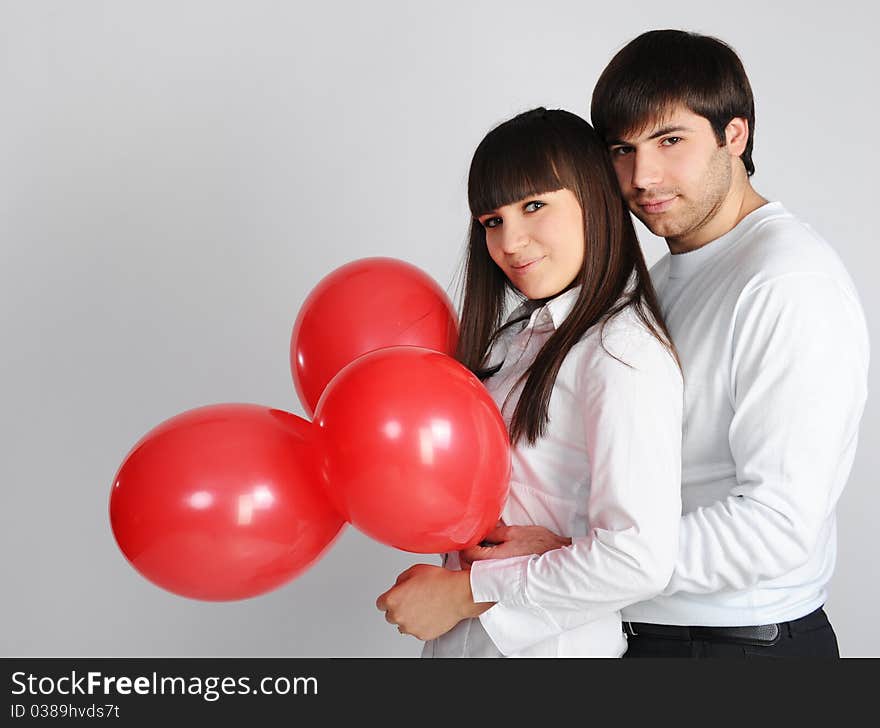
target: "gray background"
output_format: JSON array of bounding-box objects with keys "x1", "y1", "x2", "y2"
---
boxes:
[{"x1": 2, "y1": 0, "x2": 876, "y2": 657}]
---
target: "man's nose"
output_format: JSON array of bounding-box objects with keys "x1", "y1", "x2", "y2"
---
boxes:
[{"x1": 630, "y1": 150, "x2": 663, "y2": 190}]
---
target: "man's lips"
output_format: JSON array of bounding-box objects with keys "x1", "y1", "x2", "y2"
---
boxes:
[{"x1": 637, "y1": 196, "x2": 677, "y2": 213}]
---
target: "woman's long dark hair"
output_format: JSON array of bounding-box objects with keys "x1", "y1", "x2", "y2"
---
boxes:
[{"x1": 456, "y1": 107, "x2": 677, "y2": 446}]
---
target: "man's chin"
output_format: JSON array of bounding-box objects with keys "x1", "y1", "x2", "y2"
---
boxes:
[{"x1": 631, "y1": 212, "x2": 678, "y2": 239}]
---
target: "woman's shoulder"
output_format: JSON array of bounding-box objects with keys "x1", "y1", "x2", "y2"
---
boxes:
[{"x1": 569, "y1": 305, "x2": 680, "y2": 381}]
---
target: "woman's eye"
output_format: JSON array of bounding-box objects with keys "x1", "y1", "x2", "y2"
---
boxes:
[
  {"x1": 482, "y1": 216, "x2": 502, "y2": 229},
  {"x1": 524, "y1": 201, "x2": 545, "y2": 212},
  {"x1": 661, "y1": 136, "x2": 682, "y2": 146}
]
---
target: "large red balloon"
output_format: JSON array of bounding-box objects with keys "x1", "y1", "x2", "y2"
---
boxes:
[
  {"x1": 291, "y1": 257, "x2": 459, "y2": 417},
  {"x1": 109, "y1": 404, "x2": 344, "y2": 601},
  {"x1": 315, "y1": 347, "x2": 510, "y2": 554}
]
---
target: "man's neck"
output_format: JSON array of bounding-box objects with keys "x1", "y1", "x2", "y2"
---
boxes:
[{"x1": 668, "y1": 182, "x2": 768, "y2": 255}]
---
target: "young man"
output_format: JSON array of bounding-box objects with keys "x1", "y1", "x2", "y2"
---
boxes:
[
  {"x1": 585, "y1": 29, "x2": 869, "y2": 657},
  {"x1": 448, "y1": 29, "x2": 868, "y2": 658}
]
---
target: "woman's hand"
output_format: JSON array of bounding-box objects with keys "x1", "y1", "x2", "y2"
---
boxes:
[
  {"x1": 459, "y1": 524, "x2": 572, "y2": 569},
  {"x1": 376, "y1": 564, "x2": 492, "y2": 640}
]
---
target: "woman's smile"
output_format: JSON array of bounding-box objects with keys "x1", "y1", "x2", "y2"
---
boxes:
[{"x1": 510, "y1": 256, "x2": 546, "y2": 274}]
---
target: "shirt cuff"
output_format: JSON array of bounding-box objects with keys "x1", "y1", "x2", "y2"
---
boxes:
[
  {"x1": 477, "y1": 601, "x2": 563, "y2": 656},
  {"x1": 469, "y1": 555, "x2": 535, "y2": 608}
]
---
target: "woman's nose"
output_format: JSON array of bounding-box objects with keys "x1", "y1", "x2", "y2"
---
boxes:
[{"x1": 498, "y1": 221, "x2": 530, "y2": 253}]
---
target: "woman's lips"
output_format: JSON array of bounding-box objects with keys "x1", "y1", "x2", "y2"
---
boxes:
[{"x1": 510, "y1": 257, "x2": 544, "y2": 274}]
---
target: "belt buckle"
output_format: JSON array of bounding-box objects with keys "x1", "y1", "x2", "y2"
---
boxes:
[
  {"x1": 738, "y1": 623, "x2": 782, "y2": 647},
  {"x1": 694, "y1": 623, "x2": 782, "y2": 647}
]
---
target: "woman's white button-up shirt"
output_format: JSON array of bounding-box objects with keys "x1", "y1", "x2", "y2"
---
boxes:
[{"x1": 424, "y1": 287, "x2": 683, "y2": 657}]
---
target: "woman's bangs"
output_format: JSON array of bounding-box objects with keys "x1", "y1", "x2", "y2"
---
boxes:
[{"x1": 468, "y1": 132, "x2": 567, "y2": 217}]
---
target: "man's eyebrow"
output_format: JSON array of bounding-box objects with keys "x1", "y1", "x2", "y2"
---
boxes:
[{"x1": 608, "y1": 125, "x2": 694, "y2": 145}]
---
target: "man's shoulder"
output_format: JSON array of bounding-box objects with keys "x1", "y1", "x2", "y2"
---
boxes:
[{"x1": 730, "y1": 204, "x2": 851, "y2": 287}]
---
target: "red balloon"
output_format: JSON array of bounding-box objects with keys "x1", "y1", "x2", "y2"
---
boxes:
[
  {"x1": 109, "y1": 404, "x2": 344, "y2": 601},
  {"x1": 291, "y1": 257, "x2": 459, "y2": 417},
  {"x1": 315, "y1": 347, "x2": 510, "y2": 554}
]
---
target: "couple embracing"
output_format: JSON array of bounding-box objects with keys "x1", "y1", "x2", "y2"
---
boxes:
[{"x1": 376, "y1": 29, "x2": 869, "y2": 659}]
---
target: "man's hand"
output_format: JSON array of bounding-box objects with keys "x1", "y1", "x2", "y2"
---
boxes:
[
  {"x1": 376, "y1": 564, "x2": 492, "y2": 640},
  {"x1": 460, "y1": 524, "x2": 572, "y2": 569}
]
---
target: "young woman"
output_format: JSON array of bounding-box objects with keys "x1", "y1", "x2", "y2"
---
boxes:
[{"x1": 376, "y1": 108, "x2": 683, "y2": 657}]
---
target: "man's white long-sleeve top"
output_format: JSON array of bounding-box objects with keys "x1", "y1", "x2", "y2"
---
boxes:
[{"x1": 622, "y1": 201, "x2": 870, "y2": 627}]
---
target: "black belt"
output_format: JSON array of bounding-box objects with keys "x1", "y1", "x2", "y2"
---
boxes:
[{"x1": 623, "y1": 606, "x2": 828, "y2": 647}]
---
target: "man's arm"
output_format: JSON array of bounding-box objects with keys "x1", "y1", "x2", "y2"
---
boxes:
[{"x1": 664, "y1": 273, "x2": 869, "y2": 595}]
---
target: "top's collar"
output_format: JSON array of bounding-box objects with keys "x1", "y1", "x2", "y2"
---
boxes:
[{"x1": 508, "y1": 285, "x2": 582, "y2": 332}]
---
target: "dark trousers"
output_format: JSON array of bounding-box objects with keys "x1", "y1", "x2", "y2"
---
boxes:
[{"x1": 622, "y1": 606, "x2": 839, "y2": 658}]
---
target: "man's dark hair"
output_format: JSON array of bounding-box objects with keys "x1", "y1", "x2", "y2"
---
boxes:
[{"x1": 591, "y1": 29, "x2": 756, "y2": 176}]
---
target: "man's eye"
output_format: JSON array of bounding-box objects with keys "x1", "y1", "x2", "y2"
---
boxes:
[
  {"x1": 611, "y1": 146, "x2": 633, "y2": 156},
  {"x1": 482, "y1": 216, "x2": 502, "y2": 229},
  {"x1": 661, "y1": 136, "x2": 682, "y2": 146},
  {"x1": 524, "y1": 201, "x2": 545, "y2": 212}
]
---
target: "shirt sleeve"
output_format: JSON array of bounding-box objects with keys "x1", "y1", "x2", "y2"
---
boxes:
[
  {"x1": 663, "y1": 273, "x2": 869, "y2": 596},
  {"x1": 470, "y1": 327, "x2": 684, "y2": 656}
]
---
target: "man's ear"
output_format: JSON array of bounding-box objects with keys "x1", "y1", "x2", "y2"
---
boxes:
[{"x1": 725, "y1": 117, "x2": 750, "y2": 157}]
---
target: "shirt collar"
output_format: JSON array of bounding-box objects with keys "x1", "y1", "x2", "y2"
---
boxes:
[
  {"x1": 508, "y1": 285, "x2": 582, "y2": 332},
  {"x1": 667, "y1": 201, "x2": 783, "y2": 280},
  {"x1": 545, "y1": 285, "x2": 581, "y2": 329}
]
